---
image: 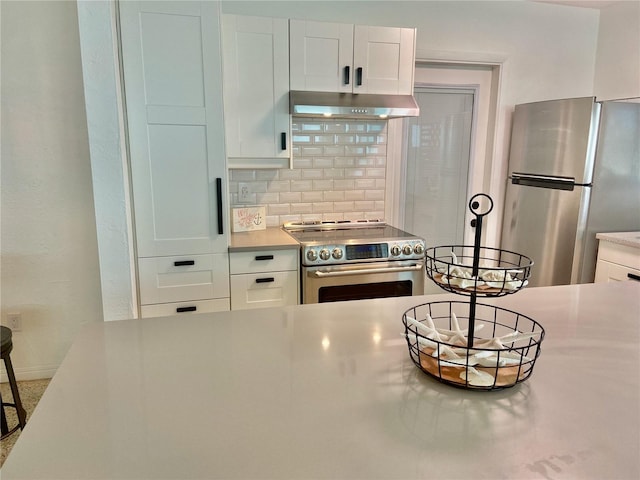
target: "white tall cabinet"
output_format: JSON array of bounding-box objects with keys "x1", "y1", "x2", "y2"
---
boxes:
[
  {"x1": 221, "y1": 15, "x2": 291, "y2": 168},
  {"x1": 290, "y1": 20, "x2": 416, "y2": 95},
  {"x1": 119, "y1": 1, "x2": 230, "y2": 317}
]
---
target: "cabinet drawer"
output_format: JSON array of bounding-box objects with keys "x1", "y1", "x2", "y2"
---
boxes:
[
  {"x1": 597, "y1": 242, "x2": 640, "y2": 270},
  {"x1": 230, "y1": 271, "x2": 298, "y2": 310},
  {"x1": 140, "y1": 298, "x2": 230, "y2": 318},
  {"x1": 138, "y1": 253, "x2": 230, "y2": 305},
  {"x1": 594, "y1": 259, "x2": 640, "y2": 283},
  {"x1": 229, "y1": 249, "x2": 298, "y2": 274}
]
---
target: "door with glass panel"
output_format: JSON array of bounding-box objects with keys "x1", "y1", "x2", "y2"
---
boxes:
[{"x1": 403, "y1": 88, "x2": 474, "y2": 293}]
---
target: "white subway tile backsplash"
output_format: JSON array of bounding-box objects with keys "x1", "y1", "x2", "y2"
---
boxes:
[
  {"x1": 354, "y1": 201, "x2": 375, "y2": 211},
  {"x1": 344, "y1": 190, "x2": 365, "y2": 201},
  {"x1": 256, "y1": 192, "x2": 279, "y2": 204},
  {"x1": 293, "y1": 157, "x2": 313, "y2": 169},
  {"x1": 366, "y1": 168, "x2": 386, "y2": 178},
  {"x1": 365, "y1": 190, "x2": 385, "y2": 201},
  {"x1": 345, "y1": 168, "x2": 366, "y2": 178},
  {"x1": 229, "y1": 117, "x2": 389, "y2": 226},
  {"x1": 312, "y1": 157, "x2": 334, "y2": 169},
  {"x1": 334, "y1": 201, "x2": 355, "y2": 212},
  {"x1": 300, "y1": 146, "x2": 324, "y2": 156},
  {"x1": 324, "y1": 122, "x2": 349, "y2": 133},
  {"x1": 290, "y1": 180, "x2": 313, "y2": 192},
  {"x1": 290, "y1": 202, "x2": 313, "y2": 214},
  {"x1": 313, "y1": 134, "x2": 335, "y2": 144},
  {"x1": 301, "y1": 191, "x2": 324, "y2": 202},
  {"x1": 279, "y1": 169, "x2": 302, "y2": 180},
  {"x1": 301, "y1": 169, "x2": 323, "y2": 179},
  {"x1": 334, "y1": 157, "x2": 356, "y2": 168},
  {"x1": 345, "y1": 146, "x2": 366, "y2": 156},
  {"x1": 269, "y1": 180, "x2": 291, "y2": 192},
  {"x1": 279, "y1": 191, "x2": 302, "y2": 203},
  {"x1": 268, "y1": 203, "x2": 291, "y2": 215},
  {"x1": 323, "y1": 168, "x2": 345, "y2": 179},
  {"x1": 256, "y1": 169, "x2": 279, "y2": 181},
  {"x1": 354, "y1": 178, "x2": 376, "y2": 189},
  {"x1": 323, "y1": 145, "x2": 346, "y2": 156},
  {"x1": 313, "y1": 179, "x2": 334, "y2": 191},
  {"x1": 323, "y1": 190, "x2": 344, "y2": 201},
  {"x1": 333, "y1": 179, "x2": 354, "y2": 190},
  {"x1": 313, "y1": 202, "x2": 334, "y2": 213}
]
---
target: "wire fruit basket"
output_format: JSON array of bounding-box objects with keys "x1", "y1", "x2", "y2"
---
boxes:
[
  {"x1": 426, "y1": 245, "x2": 533, "y2": 297},
  {"x1": 403, "y1": 193, "x2": 545, "y2": 390},
  {"x1": 402, "y1": 300, "x2": 544, "y2": 390}
]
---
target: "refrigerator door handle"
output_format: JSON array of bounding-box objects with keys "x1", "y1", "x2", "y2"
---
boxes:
[{"x1": 510, "y1": 172, "x2": 592, "y2": 191}]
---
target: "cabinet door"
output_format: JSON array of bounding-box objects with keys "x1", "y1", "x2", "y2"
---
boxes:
[
  {"x1": 222, "y1": 15, "x2": 290, "y2": 165},
  {"x1": 289, "y1": 19, "x2": 353, "y2": 93},
  {"x1": 353, "y1": 25, "x2": 416, "y2": 94},
  {"x1": 119, "y1": 1, "x2": 228, "y2": 257}
]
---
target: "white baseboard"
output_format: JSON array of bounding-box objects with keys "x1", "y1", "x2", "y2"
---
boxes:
[{"x1": 0, "y1": 364, "x2": 57, "y2": 383}]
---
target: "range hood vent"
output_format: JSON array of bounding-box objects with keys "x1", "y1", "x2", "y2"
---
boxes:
[{"x1": 290, "y1": 91, "x2": 419, "y2": 119}]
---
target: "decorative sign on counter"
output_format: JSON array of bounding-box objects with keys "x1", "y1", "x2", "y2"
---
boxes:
[{"x1": 231, "y1": 206, "x2": 266, "y2": 232}]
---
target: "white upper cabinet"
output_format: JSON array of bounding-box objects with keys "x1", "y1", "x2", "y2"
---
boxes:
[
  {"x1": 222, "y1": 15, "x2": 291, "y2": 168},
  {"x1": 290, "y1": 20, "x2": 416, "y2": 95},
  {"x1": 119, "y1": 1, "x2": 228, "y2": 257}
]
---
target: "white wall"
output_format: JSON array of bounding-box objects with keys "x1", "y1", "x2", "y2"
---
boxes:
[
  {"x1": 594, "y1": 1, "x2": 640, "y2": 100},
  {"x1": 1, "y1": 0, "x2": 104, "y2": 380}
]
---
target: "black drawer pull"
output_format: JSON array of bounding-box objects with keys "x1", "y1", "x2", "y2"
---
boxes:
[
  {"x1": 256, "y1": 277, "x2": 275, "y2": 284},
  {"x1": 356, "y1": 67, "x2": 363, "y2": 86},
  {"x1": 255, "y1": 255, "x2": 274, "y2": 261},
  {"x1": 174, "y1": 260, "x2": 195, "y2": 266},
  {"x1": 281, "y1": 132, "x2": 287, "y2": 151},
  {"x1": 628, "y1": 273, "x2": 640, "y2": 282},
  {"x1": 176, "y1": 306, "x2": 197, "y2": 313},
  {"x1": 344, "y1": 65, "x2": 350, "y2": 85}
]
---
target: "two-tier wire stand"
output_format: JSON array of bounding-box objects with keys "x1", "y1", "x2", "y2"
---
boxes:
[{"x1": 402, "y1": 194, "x2": 545, "y2": 390}]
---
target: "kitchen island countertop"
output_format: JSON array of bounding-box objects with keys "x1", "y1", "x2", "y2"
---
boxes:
[{"x1": 3, "y1": 282, "x2": 639, "y2": 479}]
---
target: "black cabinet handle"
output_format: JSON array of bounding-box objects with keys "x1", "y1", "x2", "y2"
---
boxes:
[
  {"x1": 356, "y1": 67, "x2": 363, "y2": 86},
  {"x1": 255, "y1": 255, "x2": 274, "y2": 261},
  {"x1": 216, "y1": 177, "x2": 223, "y2": 235},
  {"x1": 176, "y1": 306, "x2": 197, "y2": 313},
  {"x1": 281, "y1": 132, "x2": 287, "y2": 151},
  {"x1": 628, "y1": 273, "x2": 640, "y2": 282},
  {"x1": 174, "y1": 260, "x2": 195, "y2": 266},
  {"x1": 256, "y1": 277, "x2": 275, "y2": 284},
  {"x1": 344, "y1": 66, "x2": 350, "y2": 85}
]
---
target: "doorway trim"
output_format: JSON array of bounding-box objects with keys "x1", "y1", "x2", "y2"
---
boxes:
[{"x1": 386, "y1": 58, "x2": 504, "y2": 246}]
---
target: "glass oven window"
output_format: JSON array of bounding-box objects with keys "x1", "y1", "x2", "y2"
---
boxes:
[{"x1": 318, "y1": 280, "x2": 413, "y2": 303}]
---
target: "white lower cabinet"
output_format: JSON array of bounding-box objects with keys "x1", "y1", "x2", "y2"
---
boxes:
[
  {"x1": 230, "y1": 249, "x2": 299, "y2": 310},
  {"x1": 138, "y1": 253, "x2": 231, "y2": 318},
  {"x1": 594, "y1": 240, "x2": 640, "y2": 283}
]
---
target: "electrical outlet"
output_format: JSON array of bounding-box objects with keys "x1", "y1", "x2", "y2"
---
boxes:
[
  {"x1": 7, "y1": 312, "x2": 22, "y2": 331},
  {"x1": 238, "y1": 182, "x2": 252, "y2": 203}
]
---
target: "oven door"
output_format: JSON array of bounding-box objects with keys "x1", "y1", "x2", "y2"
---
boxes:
[{"x1": 302, "y1": 260, "x2": 425, "y2": 304}]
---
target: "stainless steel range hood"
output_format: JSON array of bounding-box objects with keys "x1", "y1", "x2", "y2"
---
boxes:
[{"x1": 290, "y1": 91, "x2": 419, "y2": 119}]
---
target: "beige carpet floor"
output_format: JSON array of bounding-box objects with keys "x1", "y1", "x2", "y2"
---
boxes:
[{"x1": 0, "y1": 378, "x2": 50, "y2": 468}]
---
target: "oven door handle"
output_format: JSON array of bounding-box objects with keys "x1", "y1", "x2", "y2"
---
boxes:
[{"x1": 311, "y1": 263, "x2": 423, "y2": 277}]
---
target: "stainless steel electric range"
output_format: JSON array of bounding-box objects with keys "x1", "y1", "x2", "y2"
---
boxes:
[{"x1": 283, "y1": 220, "x2": 425, "y2": 304}]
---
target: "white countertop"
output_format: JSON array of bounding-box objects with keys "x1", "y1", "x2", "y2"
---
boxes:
[
  {"x1": 3, "y1": 282, "x2": 640, "y2": 479},
  {"x1": 596, "y1": 231, "x2": 640, "y2": 249},
  {"x1": 229, "y1": 227, "x2": 299, "y2": 251}
]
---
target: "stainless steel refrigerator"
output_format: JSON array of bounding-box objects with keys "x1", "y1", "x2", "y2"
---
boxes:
[{"x1": 501, "y1": 97, "x2": 640, "y2": 287}]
